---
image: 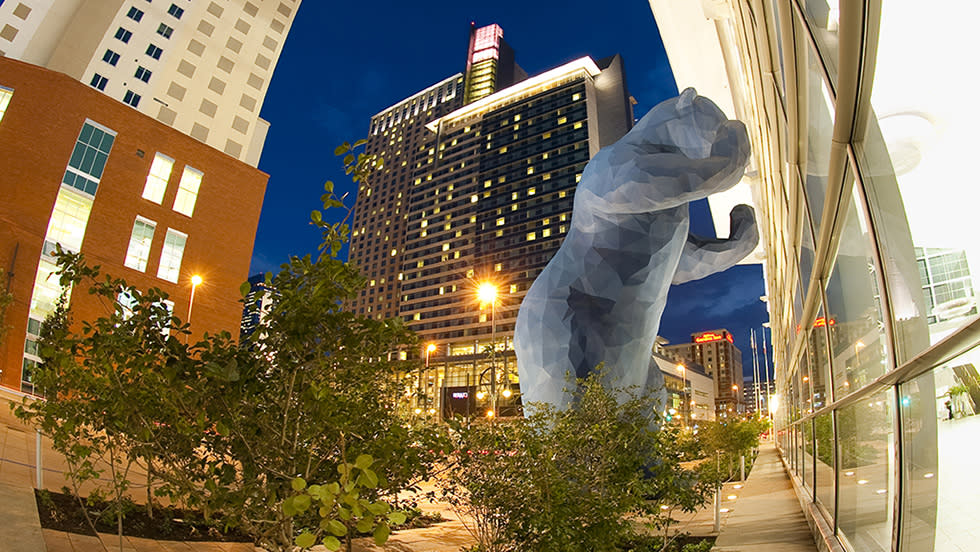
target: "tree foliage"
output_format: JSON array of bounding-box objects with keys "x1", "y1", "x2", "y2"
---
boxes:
[
  {"x1": 15, "y1": 140, "x2": 439, "y2": 552},
  {"x1": 444, "y1": 369, "x2": 709, "y2": 552}
]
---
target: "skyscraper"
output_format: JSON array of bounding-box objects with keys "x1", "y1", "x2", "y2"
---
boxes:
[
  {"x1": 0, "y1": 0, "x2": 300, "y2": 166},
  {"x1": 349, "y1": 24, "x2": 633, "y2": 417},
  {"x1": 663, "y1": 329, "x2": 743, "y2": 416}
]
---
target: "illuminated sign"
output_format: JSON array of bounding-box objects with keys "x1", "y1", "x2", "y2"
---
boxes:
[
  {"x1": 470, "y1": 24, "x2": 503, "y2": 64},
  {"x1": 694, "y1": 332, "x2": 734, "y2": 344},
  {"x1": 813, "y1": 317, "x2": 836, "y2": 328},
  {"x1": 451, "y1": 392, "x2": 469, "y2": 399}
]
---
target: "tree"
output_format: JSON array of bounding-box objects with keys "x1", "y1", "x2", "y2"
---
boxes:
[
  {"x1": 444, "y1": 369, "x2": 709, "y2": 552},
  {"x1": 15, "y1": 141, "x2": 444, "y2": 552}
]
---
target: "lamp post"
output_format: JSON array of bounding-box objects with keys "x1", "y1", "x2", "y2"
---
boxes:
[
  {"x1": 187, "y1": 274, "x2": 203, "y2": 325},
  {"x1": 423, "y1": 343, "x2": 436, "y2": 413},
  {"x1": 732, "y1": 384, "x2": 739, "y2": 415},
  {"x1": 477, "y1": 282, "x2": 498, "y2": 417},
  {"x1": 677, "y1": 364, "x2": 688, "y2": 427}
]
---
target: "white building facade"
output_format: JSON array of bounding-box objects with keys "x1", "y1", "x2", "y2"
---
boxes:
[{"x1": 0, "y1": 0, "x2": 300, "y2": 166}]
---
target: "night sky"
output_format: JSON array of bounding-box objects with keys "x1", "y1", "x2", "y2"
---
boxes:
[{"x1": 251, "y1": 1, "x2": 771, "y2": 380}]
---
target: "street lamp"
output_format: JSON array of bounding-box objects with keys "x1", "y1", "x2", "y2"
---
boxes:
[
  {"x1": 187, "y1": 274, "x2": 203, "y2": 324},
  {"x1": 420, "y1": 343, "x2": 436, "y2": 411},
  {"x1": 732, "y1": 384, "x2": 739, "y2": 413},
  {"x1": 477, "y1": 282, "x2": 499, "y2": 417},
  {"x1": 677, "y1": 364, "x2": 688, "y2": 427}
]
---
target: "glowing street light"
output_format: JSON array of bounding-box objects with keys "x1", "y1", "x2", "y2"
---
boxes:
[
  {"x1": 187, "y1": 274, "x2": 203, "y2": 325},
  {"x1": 420, "y1": 343, "x2": 437, "y2": 412},
  {"x1": 477, "y1": 281, "x2": 500, "y2": 416}
]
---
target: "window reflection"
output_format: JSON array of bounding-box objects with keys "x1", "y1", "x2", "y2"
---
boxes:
[
  {"x1": 901, "y1": 348, "x2": 980, "y2": 552},
  {"x1": 803, "y1": 43, "x2": 835, "y2": 235},
  {"x1": 814, "y1": 411, "x2": 835, "y2": 517},
  {"x1": 825, "y1": 176, "x2": 887, "y2": 398},
  {"x1": 837, "y1": 391, "x2": 894, "y2": 551},
  {"x1": 801, "y1": 0, "x2": 839, "y2": 82}
]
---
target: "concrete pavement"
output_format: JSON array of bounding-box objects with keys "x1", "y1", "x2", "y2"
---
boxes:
[{"x1": 713, "y1": 442, "x2": 819, "y2": 551}]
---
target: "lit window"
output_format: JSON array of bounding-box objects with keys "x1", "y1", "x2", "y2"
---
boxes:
[
  {"x1": 575, "y1": 174, "x2": 582, "y2": 183},
  {"x1": 527, "y1": 167, "x2": 534, "y2": 175},
  {"x1": 471, "y1": 195, "x2": 478, "y2": 203},
  {"x1": 572, "y1": 93, "x2": 581, "y2": 101},
  {"x1": 513, "y1": 114, "x2": 520, "y2": 122},
  {"x1": 559, "y1": 190, "x2": 567, "y2": 198},
  {"x1": 0, "y1": 86, "x2": 12, "y2": 123},
  {"x1": 172, "y1": 166, "x2": 203, "y2": 216},
  {"x1": 442, "y1": 243, "x2": 450, "y2": 251},
  {"x1": 123, "y1": 90, "x2": 141, "y2": 107},
  {"x1": 527, "y1": 232, "x2": 536, "y2": 241},
  {"x1": 542, "y1": 173, "x2": 551, "y2": 180},
  {"x1": 444, "y1": 223, "x2": 451, "y2": 230},
  {"x1": 511, "y1": 192, "x2": 518, "y2": 200},
  {"x1": 528, "y1": 187, "x2": 536, "y2": 196},
  {"x1": 102, "y1": 49, "x2": 120, "y2": 66},
  {"x1": 124, "y1": 217, "x2": 156, "y2": 272},
  {"x1": 496, "y1": 217, "x2": 505, "y2": 226},
  {"x1": 142, "y1": 153, "x2": 174, "y2": 203},
  {"x1": 470, "y1": 216, "x2": 477, "y2": 223},
  {"x1": 543, "y1": 132, "x2": 551, "y2": 139},
  {"x1": 494, "y1": 263, "x2": 503, "y2": 272},
  {"x1": 167, "y1": 4, "x2": 184, "y2": 19},
  {"x1": 574, "y1": 122, "x2": 583, "y2": 129},
  {"x1": 62, "y1": 122, "x2": 115, "y2": 196},
  {"x1": 499, "y1": 147, "x2": 507, "y2": 154},
  {"x1": 420, "y1": 220, "x2": 428, "y2": 228},
  {"x1": 542, "y1": 228, "x2": 551, "y2": 238},
  {"x1": 496, "y1": 229, "x2": 503, "y2": 237},
  {"x1": 558, "y1": 117, "x2": 567, "y2": 125},
  {"x1": 115, "y1": 27, "x2": 133, "y2": 43},
  {"x1": 156, "y1": 229, "x2": 187, "y2": 283},
  {"x1": 510, "y1": 284, "x2": 518, "y2": 293},
  {"x1": 43, "y1": 189, "x2": 94, "y2": 254},
  {"x1": 157, "y1": 23, "x2": 174, "y2": 39},
  {"x1": 466, "y1": 269, "x2": 474, "y2": 278},
  {"x1": 135, "y1": 66, "x2": 152, "y2": 83},
  {"x1": 479, "y1": 313, "x2": 487, "y2": 323},
  {"x1": 146, "y1": 44, "x2": 163, "y2": 59},
  {"x1": 390, "y1": 249, "x2": 397, "y2": 256},
  {"x1": 90, "y1": 74, "x2": 108, "y2": 91},
  {"x1": 126, "y1": 7, "x2": 144, "y2": 22}
]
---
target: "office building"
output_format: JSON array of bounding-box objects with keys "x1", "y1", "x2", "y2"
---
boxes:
[
  {"x1": 742, "y1": 377, "x2": 774, "y2": 415},
  {"x1": 240, "y1": 272, "x2": 276, "y2": 341},
  {"x1": 663, "y1": 329, "x2": 744, "y2": 415},
  {"x1": 657, "y1": 354, "x2": 715, "y2": 424},
  {"x1": 0, "y1": 0, "x2": 300, "y2": 166},
  {"x1": 650, "y1": 0, "x2": 979, "y2": 550},
  {"x1": 350, "y1": 24, "x2": 633, "y2": 417},
  {"x1": 0, "y1": 58, "x2": 267, "y2": 393}
]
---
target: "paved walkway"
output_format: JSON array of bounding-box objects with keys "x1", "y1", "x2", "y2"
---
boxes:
[{"x1": 713, "y1": 442, "x2": 818, "y2": 551}]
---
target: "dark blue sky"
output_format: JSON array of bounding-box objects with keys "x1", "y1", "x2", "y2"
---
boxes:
[{"x1": 251, "y1": 0, "x2": 771, "y2": 379}]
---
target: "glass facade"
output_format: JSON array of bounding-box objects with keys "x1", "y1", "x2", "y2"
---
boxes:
[{"x1": 649, "y1": 0, "x2": 980, "y2": 550}]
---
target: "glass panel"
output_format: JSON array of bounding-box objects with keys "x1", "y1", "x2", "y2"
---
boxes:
[
  {"x1": 814, "y1": 411, "x2": 835, "y2": 517},
  {"x1": 825, "y1": 174, "x2": 887, "y2": 398},
  {"x1": 44, "y1": 188, "x2": 94, "y2": 253},
  {"x1": 143, "y1": 153, "x2": 174, "y2": 204},
  {"x1": 802, "y1": 43, "x2": 835, "y2": 236},
  {"x1": 0, "y1": 86, "x2": 13, "y2": 122},
  {"x1": 173, "y1": 166, "x2": 203, "y2": 217},
  {"x1": 808, "y1": 305, "x2": 832, "y2": 409},
  {"x1": 838, "y1": 390, "x2": 894, "y2": 551},
  {"x1": 157, "y1": 229, "x2": 186, "y2": 283},
  {"x1": 858, "y1": 1, "x2": 978, "y2": 361},
  {"x1": 799, "y1": 204, "x2": 817, "y2": 293},
  {"x1": 800, "y1": 0, "x2": 839, "y2": 82},
  {"x1": 124, "y1": 218, "x2": 156, "y2": 272},
  {"x1": 29, "y1": 258, "x2": 66, "y2": 319},
  {"x1": 900, "y1": 345, "x2": 980, "y2": 552},
  {"x1": 801, "y1": 418, "x2": 813, "y2": 492}
]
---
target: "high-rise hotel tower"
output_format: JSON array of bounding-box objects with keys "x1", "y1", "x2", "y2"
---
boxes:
[
  {"x1": 349, "y1": 24, "x2": 633, "y2": 416},
  {"x1": 0, "y1": 0, "x2": 299, "y2": 166}
]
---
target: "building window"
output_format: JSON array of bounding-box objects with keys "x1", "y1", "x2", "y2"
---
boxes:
[
  {"x1": 123, "y1": 90, "x2": 141, "y2": 107},
  {"x1": 102, "y1": 49, "x2": 120, "y2": 66},
  {"x1": 172, "y1": 166, "x2": 203, "y2": 217},
  {"x1": 157, "y1": 23, "x2": 174, "y2": 39},
  {"x1": 142, "y1": 153, "x2": 174, "y2": 203},
  {"x1": 124, "y1": 217, "x2": 156, "y2": 272},
  {"x1": 126, "y1": 7, "x2": 144, "y2": 22},
  {"x1": 167, "y1": 3, "x2": 184, "y2": 18},
  {"x1": 62, "y1": 121, "x2": 115, "y2": 196},
  {"x1": 0, "y1": 86, "x2": 12, "y2": 123},
  {"x1": 157, "y1": 229, "x2": 187, "y2": 283},
  {"x1": 89, "y1": 73, "x2": 108, "y2": 91},
  {"x1": 146, "y1": 44, "x2": 163, "y2": 59},
  {"x1": 135, "y1": 66, "x2": 152, "y2": 83},
  {"x1": 43, "y1": 188, "x2": 94, "y2": 254},
  {"x1": 114, "y1": 27, "x2": 133, "y2": 43}
]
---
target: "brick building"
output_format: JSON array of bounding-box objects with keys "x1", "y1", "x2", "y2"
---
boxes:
[{"x1": 0, "y1": 58, "x2": 267, "y2": 392}]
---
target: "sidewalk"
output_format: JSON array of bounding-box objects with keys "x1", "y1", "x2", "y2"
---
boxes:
[{"x1": 713, "y1": 442, "x2": 818, "y2": 551}]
